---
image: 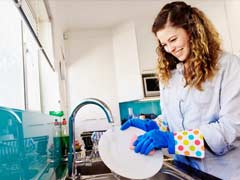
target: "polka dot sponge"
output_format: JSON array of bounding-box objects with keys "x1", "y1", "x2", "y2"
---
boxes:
[{"x1": 174, "y1": 129, "x2": 205, "y2": 158}]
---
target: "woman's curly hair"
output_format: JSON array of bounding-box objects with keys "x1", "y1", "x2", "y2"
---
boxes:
[{"x1": 152, "y1": 1, "x2": 222, "y2": 90}]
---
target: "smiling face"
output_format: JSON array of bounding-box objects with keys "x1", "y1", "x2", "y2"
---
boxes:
[{"x1": 156, "y1": 25, "x2": 190, "y2": 62}]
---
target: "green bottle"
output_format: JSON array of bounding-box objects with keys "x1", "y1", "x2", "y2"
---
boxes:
[
  {"x1": 53, "y1": 119, "x2": 61, "y2": 160},
  {"x1": 60, "y1": 118, "x2": 69, "y2": 159}
]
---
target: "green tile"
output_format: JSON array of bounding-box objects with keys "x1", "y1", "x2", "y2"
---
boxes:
[{"x1": 119, "y1": 100, "x2": 161, "y2": 121}]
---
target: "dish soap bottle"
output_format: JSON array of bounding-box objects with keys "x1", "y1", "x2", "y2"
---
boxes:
[
  {"x1": 53, "y1": 119, "x2": 61, "y2": 160},
  {"x1": 60, "y1": 118, "x2": 69, "y2": 159}
]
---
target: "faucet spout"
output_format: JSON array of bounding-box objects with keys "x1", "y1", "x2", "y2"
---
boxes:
[{"x1": 67, "y1": 98, "x2": 114, "y2": 179}]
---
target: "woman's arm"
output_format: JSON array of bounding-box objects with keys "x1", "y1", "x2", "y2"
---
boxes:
[{"x1": 200, "y1": 54, "x2": 240, "y2": 155}]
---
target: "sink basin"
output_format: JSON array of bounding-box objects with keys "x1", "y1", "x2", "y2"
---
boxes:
[
  {"x1": 77, "y1": 160, "x2": 111, "y2": 175},
  {"x1": 71, "y1": 160, "x2": 187, "y2": 180}
]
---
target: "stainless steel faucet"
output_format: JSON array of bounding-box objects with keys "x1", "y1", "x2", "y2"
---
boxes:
[{"x1": 67, "y1": 98, "x2": 114, "y2": 179}]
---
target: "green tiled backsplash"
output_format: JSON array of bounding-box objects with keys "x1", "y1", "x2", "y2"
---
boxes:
[{"x1": 119, "y1": 99, "x2": 161, "y2": 121}]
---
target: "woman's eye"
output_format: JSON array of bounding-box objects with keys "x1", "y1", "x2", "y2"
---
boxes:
[{"x1": 170, "y1": 38, "x2": 176, "y2": 42}]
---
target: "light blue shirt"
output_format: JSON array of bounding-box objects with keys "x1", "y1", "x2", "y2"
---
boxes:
[{"x1": 160, "y1": 52, "x2": 240, "y2": 179}]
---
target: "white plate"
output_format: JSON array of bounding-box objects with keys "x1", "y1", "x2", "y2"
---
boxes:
[{"x1": 98, "y1": 126, "x2": 163, "y2": 179}]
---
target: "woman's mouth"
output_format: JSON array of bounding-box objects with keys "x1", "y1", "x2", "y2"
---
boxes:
[{"x1": 175, "y1": 48, "x2": 183, "y2": 57}]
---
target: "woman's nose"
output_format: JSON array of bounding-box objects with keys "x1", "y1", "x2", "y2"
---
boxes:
[
  {"x1": 164, "y1": 44, "x2": 176, "y2": 53},
  {"x1": 168, "y1": 44, "x2": 176, "y2": 53}
]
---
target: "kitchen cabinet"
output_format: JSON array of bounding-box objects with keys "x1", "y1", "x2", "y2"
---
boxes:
[
  {"x1": 134, "y1": 18, "x2": 159, "y2": 74},
  {"x1": 112, "y1": 20, "x2": 160, "y2": 102},
  {"x1": 112, "y1": 21, "x2": 144, "y2": 102}
]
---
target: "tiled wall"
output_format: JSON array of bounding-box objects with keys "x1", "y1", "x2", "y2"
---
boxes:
[{"x1": 119, "y1": 99, "x2": 161, "y2": 122}]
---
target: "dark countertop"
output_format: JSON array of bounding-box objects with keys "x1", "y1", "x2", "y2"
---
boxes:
[{"x1": 163, "y1": 158, "x2": 221, "y2": 180}]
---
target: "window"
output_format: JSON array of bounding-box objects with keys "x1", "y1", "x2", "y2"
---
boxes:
[
  {"x1": 0, "y1": 1, "x2": 42, "y2": 111},
  {"x1": 0, "y1": 1, "x2": 25, "y2": 109},
  {"x1": 0, "y1": 1, "x2": 59, "y2": 112},
  {"x1": 22, "y1": 23, "x2": 41, "y2": 111}
]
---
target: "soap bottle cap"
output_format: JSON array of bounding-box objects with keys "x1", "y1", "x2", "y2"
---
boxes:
[
  {"x1": 62, "y1": 118, "x2": 67, "y2": 125},
  {"x1": 54, "y1": 119, "x2": 59, "y2": 125}
]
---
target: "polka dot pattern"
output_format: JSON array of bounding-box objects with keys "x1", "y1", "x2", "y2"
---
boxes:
[
  {"x1": 196, "y1": 151, "x2": 202, "y2": 157},
  {"x1": 177, "y1": 135, "x2": 183, "y2": 140},
  {"x1": 153, "y1": 116, "x2": 205, "y2": 158},
  {"x1": 188, "y1": 134, "x2": 194, "y2": 140},
  {"x1": 174, "y1": 129, "x2": 205, "y2": 158},
  {"x1": 178, "y1": 145, "x2": 184, "y2": 151},
  {"x1": 189, "y1": 145, "x2": 195, "y2": 151},
  {"x1": 183, "y1": 140, "x2": 189, "y2": 145}
]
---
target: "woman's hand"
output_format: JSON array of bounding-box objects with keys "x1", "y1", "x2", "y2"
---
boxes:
[{"x1": 133, "y1": 129, "x2": 175, "y2": 155}]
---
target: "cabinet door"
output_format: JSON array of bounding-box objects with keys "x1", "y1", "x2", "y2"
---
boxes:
[
  {"x1": 134, "y1": 19, "x2": 158, "y2": 74},
  {"x1": 113, "y1": 22, "x2": 144, "y2": 102}
]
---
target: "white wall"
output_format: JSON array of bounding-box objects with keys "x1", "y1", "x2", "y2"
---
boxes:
[
  {"x1": 64, "y1": 29, "x2": 120, "y2": 132},
  {"x1": 51, "y1": 22, "x2": 68, "y2": 117},
  {"x1": 224, "y1": 0, "x2": 240, "y2": 56},
  {"x1": 187, "y1": 0, "x2": 232, "y2": 52}
]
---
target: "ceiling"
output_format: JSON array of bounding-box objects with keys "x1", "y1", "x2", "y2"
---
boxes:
[
  {"x1": 46, "y1": 0, "x2": 228, "y2": 32},
  {"x1": 46, "y1": 0, "x2": 170, "y2": 32}
]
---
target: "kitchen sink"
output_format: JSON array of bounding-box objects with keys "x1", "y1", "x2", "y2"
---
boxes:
[
  {"x1": 66, "y1": 159, "x2": 192, "y2": 180},
  {"x1": 77, "y1": 160, "x2": 111, "y2": 176}
]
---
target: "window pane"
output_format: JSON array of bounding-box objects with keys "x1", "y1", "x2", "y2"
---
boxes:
[
  {"x1": 22, "y1": 23, "x2": 41, "y2": 111},
  {"x1": 0, "y1": 1, "x2": 25, "y2": 109}
]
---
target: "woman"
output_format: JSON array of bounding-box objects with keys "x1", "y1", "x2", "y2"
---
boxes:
[{"x1": 121, "y1": 1, "x2": 240, "y2": 179}]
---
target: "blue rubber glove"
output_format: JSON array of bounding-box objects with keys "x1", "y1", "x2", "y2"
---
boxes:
[
  {"x1": 133, "y1": 129, "x2": 175, "y2": 155},
  {"x1": 120, "y1": 118, "x2": 159, "y2": 132}
]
